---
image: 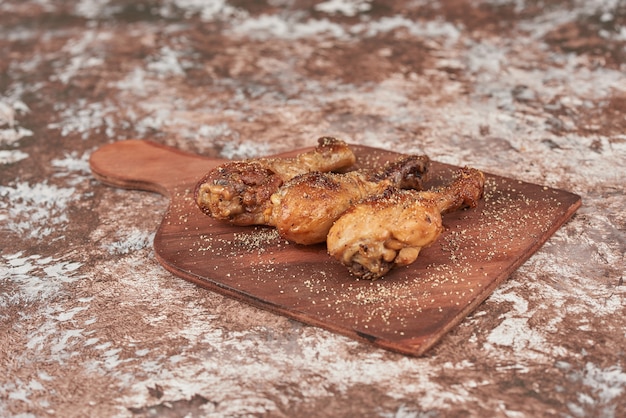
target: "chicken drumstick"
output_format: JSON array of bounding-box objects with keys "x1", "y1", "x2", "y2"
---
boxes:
[
  {"x1": 327, "y1": 167, "x2": 485, "y2": 279},
  {"x1": 195, "y1": 137, "x2": 356, "y2": 226},
  {"x1": 267, "y1": 154, "x2": 431, "y2": 245}
]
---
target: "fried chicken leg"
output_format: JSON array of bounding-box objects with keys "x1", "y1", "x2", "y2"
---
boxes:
[
  {"x1": 267, "y1": 154, "x2": 431, "y2": 245},
  {"x1": 195, "y1": 137, "x2": 356, "y2": 225},
  {"x1": 327, "y1": 167, "x2": 485, "y2": 279}
]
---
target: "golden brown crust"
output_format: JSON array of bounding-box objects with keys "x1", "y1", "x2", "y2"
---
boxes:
[
  {"x1": 194, "y1": 137, "x2": 356, "y2": 225},
  {"x1": 261, "y1": 136, "x2": 357, "y2": 180},
  {"x1": 267, "y1": 154, "x2": 431, "y2": 245},
  {"x1": 327, "y1": 167, "x2": 485, "y2": 279},
  {"x1": 269, "y1": 170, "x2": 382, "y2": 245}
]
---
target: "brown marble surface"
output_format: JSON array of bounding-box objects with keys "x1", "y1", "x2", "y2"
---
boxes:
[{"x1": 1, "y1": 1, "x2": 625, "y2": 417}]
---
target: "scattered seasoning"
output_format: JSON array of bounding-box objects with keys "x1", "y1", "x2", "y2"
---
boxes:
[{"x1": 162, "y1": 162, "x2": 571, "y2": 337}]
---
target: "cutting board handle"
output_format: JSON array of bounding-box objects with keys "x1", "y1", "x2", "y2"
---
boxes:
[{"x1": 89, "y1": 140, "x2": 221, "y2": 196}]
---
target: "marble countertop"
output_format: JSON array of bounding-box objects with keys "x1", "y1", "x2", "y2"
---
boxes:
[{"x1": 1, "y1": 1, "x2": 624, "y2": 417}]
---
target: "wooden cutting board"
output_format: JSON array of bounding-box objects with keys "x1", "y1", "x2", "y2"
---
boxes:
[{"x1": 89, "y1": 140, "x2": 581, "y2": 356}]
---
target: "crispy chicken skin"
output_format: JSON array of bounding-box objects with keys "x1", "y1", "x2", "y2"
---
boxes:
[
  {"x1": 267, "y1": 154, "x2": 431, "y2": 245},
  {"x1": 327, "y1": 167, "x2": 485, "y2": 279},
  {"x1": 194, "y1": 137, "x2": 356, "y2": 225}
]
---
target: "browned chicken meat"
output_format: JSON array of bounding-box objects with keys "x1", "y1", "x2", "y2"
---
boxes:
[
  {"x1": 267, "y1": 154, "x2": 431, "y2": 245},
  {"x1": 327, "y1": 167, "x2": 485, "y2": 279},
  {"x1": 195, "y1": 137, "x2": 356, "y2": 225}
]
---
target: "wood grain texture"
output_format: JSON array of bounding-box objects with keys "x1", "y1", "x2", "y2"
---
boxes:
[{"x1": 89, "y1": 140, "x2": 582, "y2": 356}]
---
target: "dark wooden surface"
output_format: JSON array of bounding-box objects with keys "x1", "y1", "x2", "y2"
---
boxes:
[{"x1": 90, "y1": 140, "x2": 581, "y2": 356}]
